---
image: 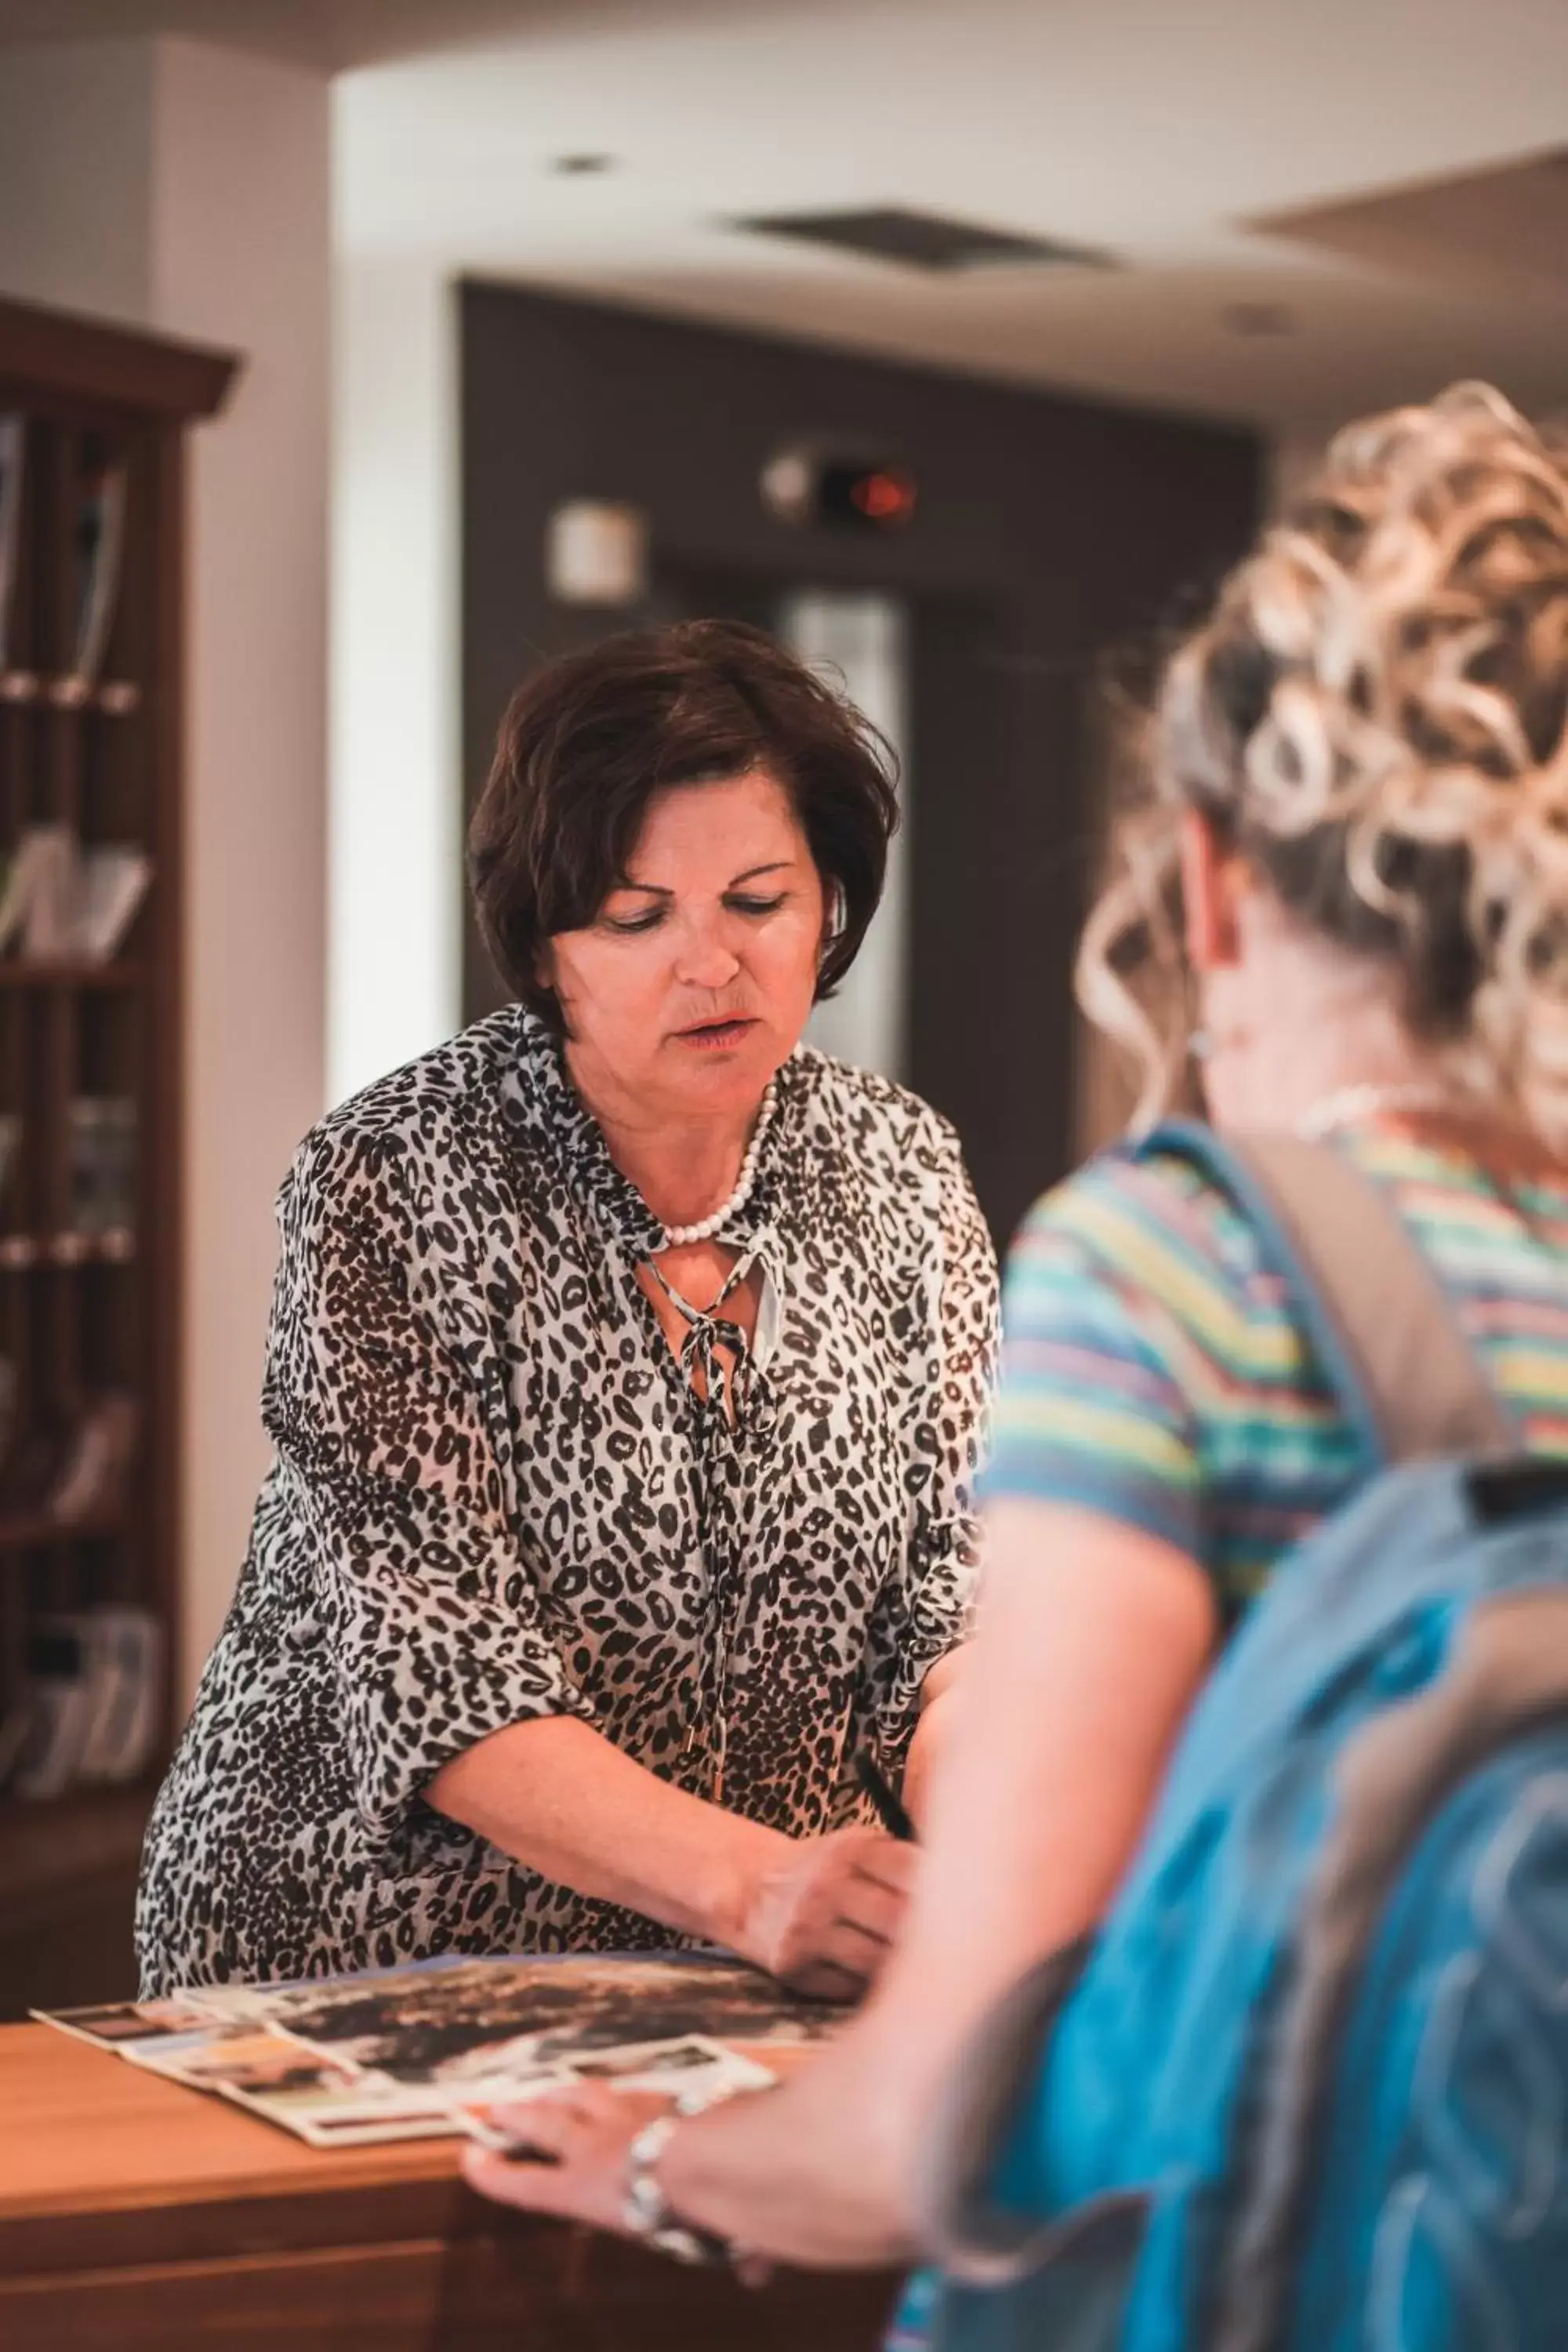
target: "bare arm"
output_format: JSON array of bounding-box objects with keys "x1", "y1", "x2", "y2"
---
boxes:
[
  {"x1": 429, "y1": 1719, "x2": 914, "y2": 1995},
  {"x1": 655, "y1": 1501, "x2": 1216, "y2": 2255},
  {"x1": 871, "y1": 1501, "x2": 1216, "y2": 2067},
  {"x1": 487, "y1": 1499, "x2": 1218, "y2": 2259},
  {"x1": 902, "y1": 1648, "x2": 965, "y2": 1829},
  {"x1": 916, "y1": 1650, "x2": 964, "y2": 1709},
  {"x1": 429, "y1": 1720, "x2": 782, "y2": 1950}
]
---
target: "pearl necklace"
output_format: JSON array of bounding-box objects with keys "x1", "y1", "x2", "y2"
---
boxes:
[
  {"x1": 656, "y1": 1083, "x2": 775, "y2": 1251},
  {"x1": 1295, "y1": 1080, "x2": 1455, "y2": 1140}
]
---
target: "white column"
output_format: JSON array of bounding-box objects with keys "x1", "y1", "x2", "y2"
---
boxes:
[
  {"x1": 150, "y1": 42, "x2": 331, "y2": 1681},
  {"x1": 329, "y1": 248, "x2": 462, "y2": 1106}
]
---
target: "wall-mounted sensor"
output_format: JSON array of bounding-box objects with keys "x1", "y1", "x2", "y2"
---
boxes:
[
  {"x1": 545, "y1": 500, "x2": 648, "y2": 605},
  {"x1": 760, "y1": 445, "x2": 918, "y2": 532}
]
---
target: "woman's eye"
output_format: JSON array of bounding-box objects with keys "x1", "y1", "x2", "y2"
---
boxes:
[{"x1": 601, "y1": 894, "x2": 783, "y2": 932}]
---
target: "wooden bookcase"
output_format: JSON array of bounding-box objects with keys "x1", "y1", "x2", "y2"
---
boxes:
[{"x1": 0, "y1": 297, "x2": 237, "y2": 2016}]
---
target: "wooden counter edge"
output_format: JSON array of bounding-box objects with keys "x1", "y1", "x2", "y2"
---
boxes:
[{"x1": 0, "y1": 2021, "x2": 491, "y2": 2278}]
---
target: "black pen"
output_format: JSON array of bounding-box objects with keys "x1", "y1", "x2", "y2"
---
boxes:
[{"x1": 853, "y1": 1748, "x2": 917, "y2": 1843}]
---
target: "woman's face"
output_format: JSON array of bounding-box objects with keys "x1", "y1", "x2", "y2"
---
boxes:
[{"x1": 543, "y1": 768, "x2": 829, "y2": 1123}]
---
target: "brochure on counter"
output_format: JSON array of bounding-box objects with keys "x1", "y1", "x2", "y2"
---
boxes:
[{"x1": 34, "y1": 1951, "x2": 840, "y2": 2148}]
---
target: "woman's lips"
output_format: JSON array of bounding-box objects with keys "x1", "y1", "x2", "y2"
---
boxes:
[{"x1": 675, "y1": 1017, "x2": 757, "y2": 1049}]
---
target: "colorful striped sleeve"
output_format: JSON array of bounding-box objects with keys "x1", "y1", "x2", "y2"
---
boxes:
[{"x1": 984, "y1": 1160, "x2": 1206, "y2": 1560}]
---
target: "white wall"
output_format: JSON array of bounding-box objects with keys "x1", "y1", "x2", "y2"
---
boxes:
[
  {"x1": 0, "y1": 38, "x2": 331, "y2": 1688},
  {"x1": 329, "y1": 249, "x2": 461, "y2": 1106}
]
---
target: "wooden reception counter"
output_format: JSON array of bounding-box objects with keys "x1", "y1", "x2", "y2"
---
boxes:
[{"x1": 0, "y1": 2021, "x2": 897, "y2": 2350}]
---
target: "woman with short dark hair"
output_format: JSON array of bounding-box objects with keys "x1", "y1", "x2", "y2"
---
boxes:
[{"x1": 137, "y1": 620, "x2": 997, "y2": 1996}]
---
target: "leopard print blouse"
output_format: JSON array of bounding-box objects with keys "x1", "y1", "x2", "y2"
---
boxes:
[{"x1": 136, "y1": 1007, "x2": 998, "y2": 1992}]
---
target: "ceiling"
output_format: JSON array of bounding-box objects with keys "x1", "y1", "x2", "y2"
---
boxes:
[
  {"x1": 0, "y1": 0, "x2": 586, "y2": 71},
  {"x1": 4, "y1": 0, "x2": 1566, "y2": 434}
]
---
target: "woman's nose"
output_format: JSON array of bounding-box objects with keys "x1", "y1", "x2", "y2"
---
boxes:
[{"x1": 674, "y1": 924, "x2": 742, "y2": 990}]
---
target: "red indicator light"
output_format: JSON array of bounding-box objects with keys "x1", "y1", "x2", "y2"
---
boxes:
[{"x1": 852, "y1": 470, "x2": 916, "y2": 522}]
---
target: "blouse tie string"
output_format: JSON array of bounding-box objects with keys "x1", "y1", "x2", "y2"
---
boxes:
[
  {"x1": 641, "y1": 1247, "x2": 763, "y2": 1430},
  {"x1": 641, "y1": 1243, "x2": 775, "y2": 1801}
]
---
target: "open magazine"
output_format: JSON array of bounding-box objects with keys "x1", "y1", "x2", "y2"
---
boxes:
[{"x1": 35, "y1": 1951, "x2": 840, "y2": 2149}]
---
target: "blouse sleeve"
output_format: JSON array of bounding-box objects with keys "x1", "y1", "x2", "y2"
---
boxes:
[
  {"x1": 982, "y1": 1158, "x2": 1203, "y2": 1560},
  {"x1": 261, "y1": 1121, "x2": 597, "y2": 1844},
  {"x1": 873, "y1": 1123, "x2": 1000, "y2": 1766}
]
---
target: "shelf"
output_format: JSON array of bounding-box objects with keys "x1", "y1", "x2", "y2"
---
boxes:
[
  {"x1": 0, "y1": 962, "x2": 146, "y2": 990},
  {"x1": 0, "y1": 295, "x2": 230, "y2": 2017},
  {"x1": 0, "y1": 1510, "x2": 126, "y2": 1554},
  {"x1": 0, "y1": 674, "x2": 140, "y2": 716},
  {"x1": 0, "y1": 1779, "x2": 156, "y2": 1934},
  {"x1": 0, "y1": 1232, "x2": 136, "y2": 1271}
]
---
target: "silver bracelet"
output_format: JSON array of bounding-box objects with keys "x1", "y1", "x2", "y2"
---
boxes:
[
  {"x1": 620, "y1": 2078, "x2": 774, "y2": 2267},
  {"x1": 622, "y1": 2114, "x2": 724, "y2": 2264}
]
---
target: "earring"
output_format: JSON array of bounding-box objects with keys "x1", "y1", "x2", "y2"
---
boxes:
[{"x1": 1189, "y1": 1029, "x2": 1214, "y2": 1062}]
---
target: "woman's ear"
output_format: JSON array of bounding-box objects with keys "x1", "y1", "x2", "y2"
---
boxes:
[
  {"x1": 1179, "y1": 809, "x2": 1243, "y2": 973},
  {"x1": 817, "y1": 881, "x2": 844, "y2": 972}
]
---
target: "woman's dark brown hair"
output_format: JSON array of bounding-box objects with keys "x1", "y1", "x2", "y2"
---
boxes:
[{"x1": 469, "y1": 619, "x2": 900, "y2": 1027}]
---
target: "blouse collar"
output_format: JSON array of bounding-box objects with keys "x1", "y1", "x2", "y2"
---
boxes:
[{"x1": 502, "y1": 1005, "x2": 799, "y2": 1259}]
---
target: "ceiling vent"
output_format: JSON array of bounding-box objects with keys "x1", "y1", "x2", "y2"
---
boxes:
[{"x1": 729, "y1": 205, "x2": 1116, "y2": 274}]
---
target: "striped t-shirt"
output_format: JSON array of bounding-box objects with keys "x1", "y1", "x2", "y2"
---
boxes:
[{"x1": 986, "y1": 1120, "x2": 1568, "y2": 1620}]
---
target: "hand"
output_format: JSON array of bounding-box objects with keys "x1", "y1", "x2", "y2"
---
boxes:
[
  {"x1": 463, "y1": 2082, "x2": 671, "y2": 2237},
  {"x1": 463, "y1": 2049, "x2": 916, "y2": 2271},
  {"x1": 732, "y1": 1827, "x2": 916, "y2": 1999},
  {"x1": 463, "y1": 2082, "x2": 780, "y2": 2281}
]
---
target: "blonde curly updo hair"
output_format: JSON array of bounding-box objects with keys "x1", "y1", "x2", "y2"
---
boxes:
[{"x1": 1080, "y1": 383, "x2": 1568, "y2": 1142}]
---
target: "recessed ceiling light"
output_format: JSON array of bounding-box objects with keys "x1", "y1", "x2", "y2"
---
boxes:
[
  {"x1": 1221, "y1": 301, "x2": 1296, "y2": 336},
  {"x1": 552, "y1": 153, "x2": 616, "y2": 176}
]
